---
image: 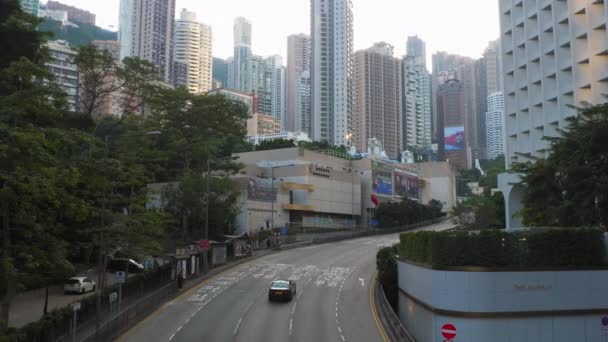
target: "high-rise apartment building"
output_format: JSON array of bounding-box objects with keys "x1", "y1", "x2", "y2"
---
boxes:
[
  {"x1": 46, "y1": 40, "x2": 79, "y2": 111},
  {"x1": 226, "y1": 57, "x2": 235, "y2": 89},
  {"x1": 119, "y1": 0, "x2": 175, "y2": 83},
  {"x1": 174, "y1": 9, "x2": 212, "y2": 94},
  {"x1": 287, "y1": 34, "x2": 311, "y2": 132},
  {"x1": 19, "y1": 0, "x2": 39, "y2": 16},
  {"x1": 46, "y1": 1, "x2": 95, "y2": 25},
  {"x1": 311, "y1": 0, "x2": 354, "y2": 146},
  {"x1": 352, "y1": 43, "x2": 403, "y2": 159},
  {"x1": 212, "y1": 57, "x2": 229, "y2": 89},
  {"x1": 498, "y1": 0, "x2": 608, "y2": 228},
  {"x1": 403, "y1": 36, "x2": 432, "y2": 154},
  {"x1": 484, "y1": 40, "x2": 502, "y2": 94},
  {"x1": 232, "y1": 17, "x2": 252, "y2": 93},
  {"x1": 249, "y1": 55, "x2": 287, "y2": 129},
  {"x1": 295, "y1": 70, "x2": 312, "y2": 134},
  {"x1": 437, "y1": 79, "x2": 469, "y2": 170},
  {"x1": 431, "y1": 52, "x2": 473, "y2": 142},
  {"x1": 486, "y1": 91, "x2": 505, "y2": 160},
  {"x1": 268, "y1": 56, "x2": 287, "y2": 129}
]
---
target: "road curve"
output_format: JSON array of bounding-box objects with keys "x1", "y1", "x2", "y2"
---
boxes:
[{"x1": 121, "y1": 221, "x2": 453, "y2": 342}]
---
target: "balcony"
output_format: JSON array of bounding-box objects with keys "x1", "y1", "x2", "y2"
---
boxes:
[{"x1": 282, "y1": 204, "x2": 315, "y2": 212}]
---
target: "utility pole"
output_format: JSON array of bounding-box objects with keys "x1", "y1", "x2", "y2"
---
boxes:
[{"x1": 204, "y1": 158, "x2": 210, "y2": 273}]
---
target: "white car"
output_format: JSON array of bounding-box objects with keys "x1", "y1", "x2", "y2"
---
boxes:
[{"x1": 64, "y1": 277, "x2": 96, "y2": 294}]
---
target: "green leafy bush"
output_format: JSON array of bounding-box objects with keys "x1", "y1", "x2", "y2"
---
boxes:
[
  {"x1": 399, "y1": 229, "x2": 606, "y2": 268},
  {"x1": 376, "y1": 245, "x2": 399, "y2": 311}
]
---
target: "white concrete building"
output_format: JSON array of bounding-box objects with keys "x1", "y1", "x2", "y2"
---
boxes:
[
  {"x1": 498, "y1": 0, "x2": 608, "y2": 228},
  {"x1": 174, "y1": 9, "x2": 212, "y2": 94},
  {"x1": 246, "y1": 132, "x2": 312, "y2": 146},
  {"x1": 311, "y1": 0, "x2": 354, "y2": 146},
  {"x1": 486, "y1": 91, "x2": 505, "y2": 160},
  {"x1": 38, "y1": 8, "x2": 68, "y2": 26},
  {"x1": 46, "y1": 40, "x2": 79, "y2": 112}
]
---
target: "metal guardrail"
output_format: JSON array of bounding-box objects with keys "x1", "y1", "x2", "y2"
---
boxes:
[{"x1": 375, "y1": 282, "x2": 416, "y2": 342}]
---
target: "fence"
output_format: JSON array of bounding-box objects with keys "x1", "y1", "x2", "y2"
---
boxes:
[
  {"x1": 375, "y1": 282, "x2": 416, "y2": 342},
  {"x1": 79, "y1": 282, "x2": 178, "y2": 342}
]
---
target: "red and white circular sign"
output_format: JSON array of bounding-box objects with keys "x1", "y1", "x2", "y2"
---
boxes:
[{"x1": 441, "y1": 323, "x2": 457, "y2": 339}]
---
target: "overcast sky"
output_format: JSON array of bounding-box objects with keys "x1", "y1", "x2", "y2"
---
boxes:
[{"x1": 46, "y1": 0, "x2": 500, "y2": 66}]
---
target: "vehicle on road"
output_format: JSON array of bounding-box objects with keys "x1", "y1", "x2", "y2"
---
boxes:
[
  {"x1": 64, "y1": 277, "x2": 96, "y2": 294},
  {"x1": 268, "y1": 280, "x2": 296, "y2": 301}
]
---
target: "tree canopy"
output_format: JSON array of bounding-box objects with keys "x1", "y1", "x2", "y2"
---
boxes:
[{"x1": 514, "y1": 104, "x2": 608, "y2": 227}]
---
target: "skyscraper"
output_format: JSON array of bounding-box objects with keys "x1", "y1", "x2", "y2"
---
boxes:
[
  {"x1": 19, "y1": 0, "x2": 39, "y2": 16},
  {"x1": 174, "y1": 9, "x2": 212, "y2": 94},
  {"x1": 402, "y1": 36, "x2": 432, "y2": 154},
  {"x1": 233, "y1": 17, "x2": 252, "y2": 93},
  {"x1": 311, "y1": 0, "x2": 354, "y2": 146},
  {"x1": 353, "y1": 43, "x2": 403, "y2": 159},
  {"x1": 92, "y1": 40, "x2": 121, "y2": 63},
  {"x1": 212, "y1": 58, "x2": 229, "y2": 89},
  {"x1": 46, "y1": 40, "x2": 79, "y2": 112},
  {"x1": 431, "y1": 52, "x2": 473, "y2": 142},
  {"x1": 437, "y1": 79, "x2": 469, "y2": 170},
  {"x1": 287, "y1": 34, "x2": 311, "y2": 132},
  {"x1": 119, "y1": 0, "x2": 176, "y2": 83},
  {"x1": 483, "y1": 40, "x2": 502, "y2": 95},
  {"x1": 486, "y1": 91, "x2": 505, "y2": 160},
  {"x1": 295, "y1": 70, "x2": 312, "y2": 134}
]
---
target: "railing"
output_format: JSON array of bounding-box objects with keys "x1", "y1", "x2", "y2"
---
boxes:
[{"x1": 375, "y1": 282, "x2": 416, "y2": 342}]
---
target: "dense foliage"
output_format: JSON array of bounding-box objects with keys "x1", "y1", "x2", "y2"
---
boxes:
[
  {"x1": 38, "y1": 18, "x2": 117, "y2": 47},
  {"x1": 0, "y1": 2, "x2": 249, "y2": 332},
  {"x1": 376, "y1": 245, "x2": 399, "y2": 311},
  {"x1": 514, "y1": 105, "x2": 608, "y2": 228},
  {"x1": 374, "y1": 199, "x2": 444, "y2": 228},
  {"x1": 399, "y1": 229, "x2": 606, "y2": 268},
  {"x1": 451, "y1": 193, "x2": 505, "y2": 230}
]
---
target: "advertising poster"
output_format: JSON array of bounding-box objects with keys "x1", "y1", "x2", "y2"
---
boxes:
[
  {"x1": 372, "y1": 161, "x2": 393, "y2": 196},
  {"x1": 444, "y1": 126, "x2": 465, "y2": 151},
  {"x1": 394, "y1": 169, "x2": 419, "y2": 200},
  {"x1": 247, "y1": 177, "x2": 276, "y2": 202}
]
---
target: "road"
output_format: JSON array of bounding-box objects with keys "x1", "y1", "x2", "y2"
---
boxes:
[{"x1": 122, "y1": 220, "x2": 453, "y2": 342}]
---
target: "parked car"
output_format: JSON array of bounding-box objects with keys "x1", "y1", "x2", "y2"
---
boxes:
[
  {"x1": 64, "y1": 277, "x2": 96, "y2": 294},
  {"x1": 268, "y1": 280, "x2": 296, "y2": 301},
  {"x1": 106, "y1": 258, "x2": 144, "y2": 273}
]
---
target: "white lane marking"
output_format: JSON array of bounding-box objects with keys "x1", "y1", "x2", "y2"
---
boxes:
[
  {"x1": 169, "y1": 333, "x2": 176, "y2": 340},
  {"x1": 291, "y1": 301, "x2": 297, "y2": 315},
  {"x1": 359, "y1": 278, "x2": 365, "y2": 287},
  {"x1": 233, "y1": 317, "x2": 243, "y2": 336},
  {"x1": 289, "y1": 318, "x2": 293, "y2": 336}
]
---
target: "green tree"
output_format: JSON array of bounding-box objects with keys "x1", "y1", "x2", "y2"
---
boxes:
[
  {"x1": 255, "y1": 138, "x2": 296, "y2": 151},
  {"x1": 514, "y1": 104, "x2": 608, "y2": 227},
  {"x1": 375, "y1": 198, "x2": 444, "y2": 228},
  {"x1": 74, "y1": 45, "x2": 120, "y2": 116},
  {"x1": 450, "y1": 195, "x2": 504, "y2": 230}
]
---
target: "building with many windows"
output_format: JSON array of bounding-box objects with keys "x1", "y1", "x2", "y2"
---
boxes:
[
  {"x1": 311, "y1": 0, "x2": 354, "y2": 146},
  {"x1": 46, "y1": 40, "x2": 79, "y2": 112},
  {"x1": 92, "y1": 40, "x2": 121, "y2": 63},
  {"x1": 232, "y1": 17, "x2": 252, "y2": 93},
  {"x1": 295, "y1": 70, "x2": 312, "y2": 135},
  {"x1": 437, "y1": 79, "x2": 469, "y2": 170},
  {"x1": 352, "y1": 43, "x2": 403, "y2": 159},
  {"x1": 498, "y1": 0, "x2": 608, "y2": 228},
  {"x1": 118, "y1": 0, "x2": 175, "y2": 83},
  {"x1": 46, "y1": 1, "x2": 95, "y2": 25},
  {"x1": 403, "y1": 36, "x2": 432, "y2": 154},
  {"x1": 174, "y1": 9, "x2": 212, "y2": 94},
  {"x1": 486, "y1": 91, "x2": 505, "y2": 160}
]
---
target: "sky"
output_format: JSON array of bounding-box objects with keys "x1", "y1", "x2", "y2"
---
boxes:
[{"x1": 46, "y1": 0, "x2": 500, "y2": 66}]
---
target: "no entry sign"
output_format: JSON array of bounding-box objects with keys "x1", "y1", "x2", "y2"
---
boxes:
[{"x1": 441, "y1": 323, "x2": 457, "y2": 339}]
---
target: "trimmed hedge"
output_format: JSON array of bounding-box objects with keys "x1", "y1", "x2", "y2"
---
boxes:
[
  {"x1": 376, "y1": 245, "x2": 399, "y2": 311},
  {"x1": 399, "y1": 228, "x2": 606, "y2": 268}
]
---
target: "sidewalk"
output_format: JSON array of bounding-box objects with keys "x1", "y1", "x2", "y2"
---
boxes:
[{"x1": 74, "y1": 248, "x2": 277, "y2": 342}]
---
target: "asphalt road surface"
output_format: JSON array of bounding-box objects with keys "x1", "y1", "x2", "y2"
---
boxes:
[{"x1": 122, "y1": 221, "x2": 453, "y2": 342}]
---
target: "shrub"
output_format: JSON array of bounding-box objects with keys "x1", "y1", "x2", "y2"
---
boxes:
[
  {"x1": 399, "y1": 228, "x2": 606, "y2": 268},
  {"x1": 376, "y1": 245, "x2": 399, "y2": 311}
]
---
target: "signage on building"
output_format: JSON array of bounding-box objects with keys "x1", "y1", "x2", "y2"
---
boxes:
[
  {"x1": 441, "y1": 323, "x2": 457, "y2": 340},
  {"x1": 394, "y1": 169, "x2": 419, "y2": 200},
  {"x1": 371, "y1": 161, "x2": 393, "y2": 196},
  {"x1": 309, "y1": 164, "x2": 331, "y2": 178}
]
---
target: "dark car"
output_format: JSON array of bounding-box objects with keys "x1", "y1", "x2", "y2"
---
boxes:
[{"x1": 268, "y1": 280, "x2": 296, "y2": 301}]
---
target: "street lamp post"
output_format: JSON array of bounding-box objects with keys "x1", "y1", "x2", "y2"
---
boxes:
[
  {"x1": 204, "y1": 158, "x2": 210, "y2": 274},
  {"x1": 95, "y1": 130, "x2": 161, "y2": 340}
]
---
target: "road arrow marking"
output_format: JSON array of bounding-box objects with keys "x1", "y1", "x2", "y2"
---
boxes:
[{"x1": 359, "y1": 278, "x2": 365, "y2": 287}]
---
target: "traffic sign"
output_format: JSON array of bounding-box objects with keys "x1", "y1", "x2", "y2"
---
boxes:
[
  {"x1": 441, "y1": 323, "x2": 457, "y2": 339},
  {"x1": 71, "y1": 302, "x2": 81, "y2": 311},
  {"x1": 115, "y1": 271, "x2": 126, "y2": 284},
  {"x1": 109, "y1": 292, "x2": 118, "y2": 303},
  {"x1": 281, "y1": 227, "x2": 288, "y2": 235},
  {"x1": 199, "y1": 240, "x2": 210, "y2": 251}
]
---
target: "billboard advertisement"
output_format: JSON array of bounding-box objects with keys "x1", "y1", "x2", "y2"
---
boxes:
[
  {"x1": 394, "y1": 169, "x2": 419, "y2": 200},
  {"x1": 444, "y1": 126, "x2": 465, "y2": 151},
  {"x1": 372, "y1": 161, "x2": 393, "y2": 197},
  {"x1": 247, "y1": 177, "x2": 276, "y2": 202}
]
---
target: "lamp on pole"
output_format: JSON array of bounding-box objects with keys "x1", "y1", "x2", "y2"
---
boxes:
[
  {"x1": 345, "y1": 133, "x2": 356, "y2": 228},
  {"x1": 258, "y1": 162, "x2": 295, "y2": 232},
  {"x1": 95, "y1": 130, "x2": 161, "y2": 340}
]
